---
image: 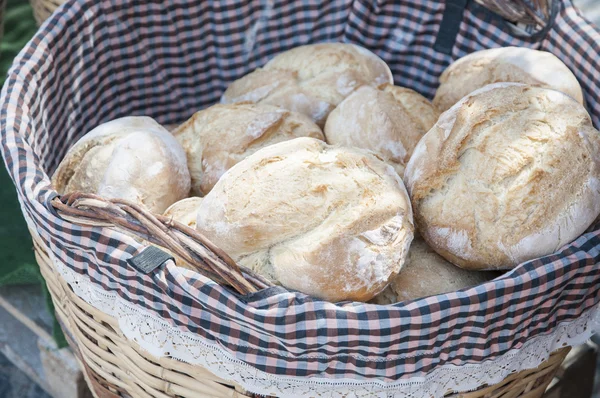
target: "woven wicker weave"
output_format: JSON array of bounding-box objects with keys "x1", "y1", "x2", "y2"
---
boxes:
[{"x1": 33, "y1": 228, "x2": 253, "y2": 398}]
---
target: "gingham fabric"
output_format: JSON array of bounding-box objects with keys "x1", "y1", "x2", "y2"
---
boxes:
[{"x1": 2, "y1": 0, "x2": 600, "y2": 384}]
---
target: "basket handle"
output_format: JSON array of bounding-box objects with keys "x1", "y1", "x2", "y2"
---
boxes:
[
  {"x1": 475, "y1": 0, "x2": 559, "y2": 40},
  {"x1": 476, "y1": 0, "x2": 550, "y2": 25},
  {"x1": 50, "y1": 192, "x2": 273, "y2": 295}
]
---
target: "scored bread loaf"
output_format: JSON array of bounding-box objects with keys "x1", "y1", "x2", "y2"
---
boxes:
[
  {"x1": 52, "y1": 116, "x2": 190, "y2": 213},
  {"x1": 173, "y1": 103, "x2": 323, "y2": 195},
  {"x1": 221, "y1": 43, "x2": 393, "y2": 126},
  {"x1": 433, "y1": 47, "x2": 584, "y2": 112},
  {"x1": 371, "y1": 238, "x2": 496, "y2": 304},
  {"x1": 405, "y1": 83, "x2": 600, "y2": 270},
  {"x1": 195, "y1": 137, "x2": 414, "y2": 302},
  {"x1": 325, "y1": 84, "x2": 439, "y2": 176}
]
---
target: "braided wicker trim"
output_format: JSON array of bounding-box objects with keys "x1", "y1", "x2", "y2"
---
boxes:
[{"x1": 51, "y1": 193, "x2": 273, "y2": 295}]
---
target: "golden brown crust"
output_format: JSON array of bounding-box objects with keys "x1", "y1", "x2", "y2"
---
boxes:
[
  {"x1": 52, "y1": 117, "x2": 191, "y2": 214},
  {"x1": 433, "y1": 47, "x2": 584, "y2": 112},
  {"x1": 405, "y1": 84, "x2": 600, "y2": 270},
  {"x1": 173, "y1": 103, "x2": 324, "y2": 195},
  {"x1": 370, "y1": 238, "x2": 497, "y2": 304},
  {"x1": 221, "y1": 43, "x2": 394, "y2": 127},
  {"x1": 325, "y1": 84, "x2": 439, "y2": 176},
  {"x1": 196, "y1": 137, "x2": 414, "y2": 302}
]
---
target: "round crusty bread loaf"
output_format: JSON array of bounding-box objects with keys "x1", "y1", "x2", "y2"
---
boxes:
[
  {"x1": 325, "y1": 84, "x2": 439, "y2": 177},
  {"x1": 52, "y1": 116, "x2": 190, "y2": 213},
  {"x1": 221, "y1": 43, "x2": 393, "y2": 126},
  {"x1": 405, "y1": 83, "x2": 600, "y2": 270},
  {"x1": 195, "y1": 137, "x2": 414, "y2": 302},
  {"x1": 173, "y1": 103, "x2": 323, "y2": 195},
  {"x1": 433, "y1": 47, "x2": 584, "y2": 112},
  {"x1": 371, "y1": 238, "x2": 496, "y2": 304}
]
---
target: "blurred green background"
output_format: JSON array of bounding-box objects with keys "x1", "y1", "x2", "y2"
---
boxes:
[
  {"x1": 0, "y1": 0, "x2": 65, "y2": 346},
  {"x1": 0, "y1": 0, "x2": 38, "y2": 287}
]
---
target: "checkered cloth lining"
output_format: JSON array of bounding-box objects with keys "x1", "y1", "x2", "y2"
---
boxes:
[{"x1": 1, "y1": 0, "x2": 600, "y2": 382}]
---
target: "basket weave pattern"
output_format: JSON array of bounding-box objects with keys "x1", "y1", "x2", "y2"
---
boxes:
[{"x1": 33, "y1": 232, "x2": 252, "y2": 397}]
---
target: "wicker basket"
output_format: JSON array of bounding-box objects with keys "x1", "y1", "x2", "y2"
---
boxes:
[
  {"x1": 34, "y1": 235, "x2": 571, "y2": 398},
  {"x1": 34, "y1": 196, "x2": 572, "y2": 398},
  {"x1": 3, "y1": 0, "x2": 599, "y2": 397},
  {"x1": 33, "y1": 231, "x2": 253, "y2": 398}
]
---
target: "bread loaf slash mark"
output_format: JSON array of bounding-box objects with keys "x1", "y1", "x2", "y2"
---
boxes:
[
  {"x1": 359, "y1": 215, "x2": 406, "y2": 246},
  {"x1": 228, "y1": 80, "x2": 281, "y2": 104},
  {"x1": 257, "y1": 156, "x2": 284, "y2": 167},
  {"x1": 311, "y1": 184, "x2": 329, "y2": 194},
  {"x1": 52, "y1": 136, "x2": 118, "y2": 193},
  {"x1": 245, "y1": 111, "x2": 286, "y2": 138}
]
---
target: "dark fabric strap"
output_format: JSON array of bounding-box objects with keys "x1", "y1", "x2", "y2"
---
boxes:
[
  {"x1": 434, "y1": 0, "x2": 469, "y2": 54},
  {"x1": 127, "y1": 246, "x2": 173, "y2": 274}
]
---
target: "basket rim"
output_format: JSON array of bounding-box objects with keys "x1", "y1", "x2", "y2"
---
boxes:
[{"x1": 2, "y1": 0, "x2": 600, "y2": 391}]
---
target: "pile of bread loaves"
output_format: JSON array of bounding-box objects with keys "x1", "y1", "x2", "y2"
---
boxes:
[{"x1": 52, "y1": 43, "x2": 600, "y2": 303}]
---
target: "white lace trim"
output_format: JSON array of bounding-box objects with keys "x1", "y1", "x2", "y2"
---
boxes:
[{"x1": 51, "y1": 253, "x2": 600, "y2": 398}]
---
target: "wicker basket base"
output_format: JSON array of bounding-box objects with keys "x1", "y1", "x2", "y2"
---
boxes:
[
  {"x1": 447, "y1": 348, "x2": 570, "y2": 398},
  {"x1": 32, "y1": 231, "x2": 570, "y2": 398}
]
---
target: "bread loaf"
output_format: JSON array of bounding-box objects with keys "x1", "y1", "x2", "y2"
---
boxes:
[
  {"x1": 221, "y1": 43, "x2": 393, "y2": 126},
  {"x1": 52, "y1": 116, "x2": 190, "y2": 213},
  {"x1": 173, "y1": 103, "x2": 323, "y2": 195},
  {"x1": 325, "y1": 84, "x2": 439, "y2": 176},
  {"x1": 371, "y1": 238, "x2": 496, "y2": 304},
  {"x1": 195, "y1": 137, "x2": 414, "y2": 302},
  {"x1": 405, "y1": 83, "x2": 600, "y2": 270},
  {"x1": 433, "y1": 47, "x2": 584, "y2": 112}
]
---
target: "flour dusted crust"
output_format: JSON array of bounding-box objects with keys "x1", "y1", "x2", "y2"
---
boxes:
[
  {"x1": 173, "y1": 103, "x2": 323, "y2": 195},
  {"x1": 221, "y1": 43, "x2": 394, "y2": 126},
  {"x1": 405, "y1": 83, "x2": 600, "y2": 270},
  {"x1": 52, "y1": 116, "x2": 191, "y2": 214},
  {"x1": 371, "y1": 238, "x2": 496, "y2": 304},
  {"x1": 196, "y1": 137, "x2": 414, "y2": 302},
  {"x1": 325, "y1": 84, "x2": 439, "y2": 177},
  {"x1": 433, "y1": 47, "x2": 584, "y2": 112}
]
